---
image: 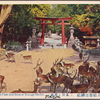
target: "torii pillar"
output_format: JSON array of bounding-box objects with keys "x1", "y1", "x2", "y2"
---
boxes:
[
  {"x1": 41, "y1": 20, "x2": 45, "y2": 44},
  {"x1": 62, "y1": 20, "x2": 66, "y2": 44}
]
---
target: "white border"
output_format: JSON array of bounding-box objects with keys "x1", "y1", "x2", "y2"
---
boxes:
[
  {"x1": 0, "y1": 2, "x2": 100, "y2": 99},
  {"x1": 0, "y1": 1, "x2": 100, "y2": 4}
]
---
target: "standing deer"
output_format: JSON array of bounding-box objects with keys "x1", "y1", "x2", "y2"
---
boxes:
[
  {"x1": 51, "y1": 58, "x2": 64, "y2": 77},
  {"x1": 20, "y1": 54, "x2": 32, "y2": 63},
  {"x1": 62, "y1": 69, "x2": 77, "y2": 93},
  {"x1": 47, "y1": 69, "x2": 77, "y2": 93},
  {"x1": 47, "y1": 72, "x2": 68, "y2": 93},
  {"x1": 34, "y1": 72, "x2": 55, "y2": 92},
  {"x1": 57, "y1": 58, "x2": 74, "y2": 73},
  {"x1": 5, "y1": 51, "x2": 15, "y2": 62},
  {"x1": 33, "y1": 59, "x2": 43, "y2": 77}
]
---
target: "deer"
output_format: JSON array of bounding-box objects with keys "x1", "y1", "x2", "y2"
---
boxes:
[
  {"x1": 79, "y1": 71, "x2": 97, "y2": 84},
  {"x1": 33, "y1": 72, "x2": 55, "y2": 93},
  {"x1": 96, "y1": 61, "x2": 100, "y2": 78},
  {"x1": 20, "y1": 54, "x2": 32, "y2": 63},
  {"x1": 0, "y1": 75, "x2": 7, "y2": 92},
  {"x1": 78, "y1": 54, "x2": 90, "y2": 80},
  {"x1": 11, "y1": 81, "x2": 39, "y2": 93},
  {"x1": 69, "y1": 81, "x2": 93, "y2": 93},
  {"x1": 51, "y1": 58, "x2": 64, "y2": 77},
  {"x1": 33, "y1": 59, "x2": 43, "y2": 77},
  {"x1": 47, "y1": 72, "x2": 68, "y2": 93},
  {"x1": 57, "y1": 58, "x2": 74, "y2": 73},
  {"x1": 47, "y1": 69, "x2": 77, "y2": 93},
  {"x1": 62, "y1": 69, "x2": 77, "y2": 93},
  {"x1": 88, "y1": 66, "x2": 96, "y2": 74},
  {"x1": 92, "y1": 78, "x2": 100, "y2": 93},
  {"x1": 5, "y1": 51, "x2": 15, "y2": 62}
]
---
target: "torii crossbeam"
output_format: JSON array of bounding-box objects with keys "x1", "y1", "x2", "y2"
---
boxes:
[{"x1": 34, "y1": 17, "x2": 73, "y2": 45}]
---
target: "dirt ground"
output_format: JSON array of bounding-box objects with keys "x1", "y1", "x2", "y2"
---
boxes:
[{"x1": 0, "y1": 48, "x2": 98, "y2": 93}]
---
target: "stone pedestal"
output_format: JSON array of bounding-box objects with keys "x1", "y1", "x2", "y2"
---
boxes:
[{"x1": 63, "y1": 44, "x2": 66, "y2": 49}]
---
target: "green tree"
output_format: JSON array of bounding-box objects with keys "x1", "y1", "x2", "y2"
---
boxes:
[
  {"x1": 3, "y1": 4, "x2": 50, "y2": 44},
  {"x1": 0, "y1": 5, "x2": 12, "y2": 48}
]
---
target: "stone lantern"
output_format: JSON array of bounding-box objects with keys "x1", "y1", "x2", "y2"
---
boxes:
[
  {"x1": 31, "y1": 25, "x2": 38, "y2": 48},
  {"x1": 69, "y1": 25, "x2": 75, "y2": 41},
  {"x1": 68, "y1": 25, "x2": 75, "y2": 48}
]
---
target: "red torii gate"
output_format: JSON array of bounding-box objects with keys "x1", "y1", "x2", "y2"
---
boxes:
[{"x1": 34, "y1": 17, "x2": 73, "y2": 44}]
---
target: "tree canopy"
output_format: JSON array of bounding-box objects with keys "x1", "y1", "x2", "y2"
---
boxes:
[{"x1": 2, "y1": 4, "x2": 100, "y2": 45}]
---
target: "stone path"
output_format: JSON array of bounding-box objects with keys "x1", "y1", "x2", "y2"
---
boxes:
[{"x1": 39, "y1": 33, "x2": 66, "y2": 49}]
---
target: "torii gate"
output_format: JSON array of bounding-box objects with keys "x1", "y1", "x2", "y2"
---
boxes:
[{"x1": 34, "y1": 17, "x2": 73, "y2": 45}]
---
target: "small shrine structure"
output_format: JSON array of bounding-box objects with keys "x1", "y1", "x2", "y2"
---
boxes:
[{"x1": 83, "y1": 36, "x2": 100, "y2": 48}]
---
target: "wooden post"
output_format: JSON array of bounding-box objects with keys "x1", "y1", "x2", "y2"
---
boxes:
[
  {"x1": 40, "y1": 20, "x2": 45, "y2": 44},
  {"x1": 62, "y1": 20, "x2": 65, "y2": 44}
]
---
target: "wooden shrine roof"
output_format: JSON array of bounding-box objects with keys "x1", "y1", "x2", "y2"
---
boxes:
[{"x1": 83, "y1": 36, "x2": 100, "y2": 39}]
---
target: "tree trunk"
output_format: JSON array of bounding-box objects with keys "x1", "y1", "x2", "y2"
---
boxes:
[
  {"x1": 0, "y1": 5, "x2": 13, "y2": 48},
  {"x1": 0, "y1": 25, "x2": 4, "y2": 47}
]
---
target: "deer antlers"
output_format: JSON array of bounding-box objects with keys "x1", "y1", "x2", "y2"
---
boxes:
[
  {"x1": 53, "y1": 58, "x2": 59, "y2": 66},
  {"x1": 37, "y1": 58, "x2": 44, "y2": 66}
]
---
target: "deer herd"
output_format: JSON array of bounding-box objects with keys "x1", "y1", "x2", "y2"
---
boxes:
[{"x1": 1, "y1": 51, "x2": 100, "y2": 93}]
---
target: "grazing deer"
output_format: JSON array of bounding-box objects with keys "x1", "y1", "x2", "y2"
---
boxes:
[
  {"x1": 5, "y1": 51, "x2": 15, "y2": 62},
  {"x1": 69, "y1": 81, "x2": 93, "y2": 93},
  {"x1": 20, "y1": 54, "x2": 32, "y2": 63},
  {"x1": 33, "y1": 59, "x2": 43, "y2": 77},
  {"x1": 11, "y1": 82, "x2": 39, "y2": 93}
]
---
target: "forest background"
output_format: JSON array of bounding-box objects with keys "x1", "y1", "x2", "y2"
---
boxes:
[{"x1": 1, "y1": 4, "x2": 100, "y2": 46}]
